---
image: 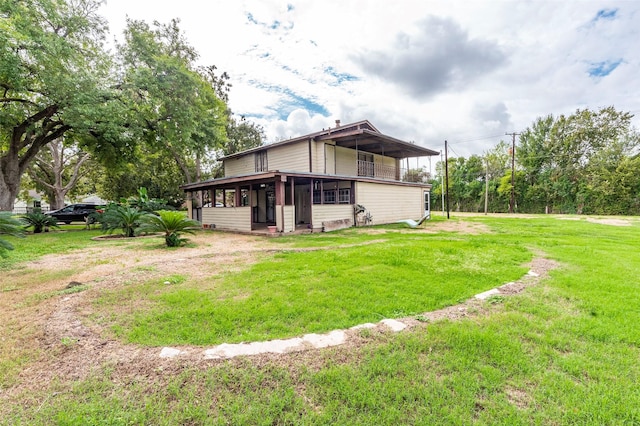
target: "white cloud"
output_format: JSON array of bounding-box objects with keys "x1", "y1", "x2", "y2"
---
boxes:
[{"x1": 99, "y1": 0, "x2": 640, "y2": 157}]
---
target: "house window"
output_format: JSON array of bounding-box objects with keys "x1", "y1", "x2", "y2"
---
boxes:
[
  {"x1": 313, "y1": 190, "x2": 321, "y2": 204},
  {"x1": 323, "y1": 190, "x2": 336, "y2": 204},
  {"x1": 338, "y1": 188, "x2": 351, "y2": 204},
  {"x1": 255, "y1": 151, "x2": 268, "y2": 172}
]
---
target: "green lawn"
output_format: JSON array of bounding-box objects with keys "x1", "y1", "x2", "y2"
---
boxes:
[{"x1": 2, "y1": 215, "x2": 640, "y2": 425}]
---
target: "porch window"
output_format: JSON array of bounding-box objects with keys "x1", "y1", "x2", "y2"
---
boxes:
[
  {"x1": 313, "y1": 190, "x2": 321, "y2": 204},
  {"x1": 255, "y1": 151, "x2": 268, "y2": 172},
  {"x1": 338, "y1": 188, "x2": 351, "y2": 204},
  {"x1": 323, "y1": 190, "x2": 336, "y2": 204}
]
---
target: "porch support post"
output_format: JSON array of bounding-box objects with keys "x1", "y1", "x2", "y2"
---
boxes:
[
  {"x1": 235, "y1": 185, "x2": 241, "y2": 207},
  {"x1": 275, "y1": 177, "x2": 285, "y2": 232},
  {"x1": 186, "y1": 191, "x2": 193, "y2": 220}
]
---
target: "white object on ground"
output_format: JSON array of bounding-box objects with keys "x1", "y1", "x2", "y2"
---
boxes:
[
  {"x1": 527, "y1": 270, "x2": 539, "y2": 277},
  {"x1": 380, "y1": 319, "x2": 407, "y2": 332},
  {"x1": 475, "y1": 288, "x2": 501, "y2": 300},
  {"x1": 203, "y1": 338, "x2": 304, "y2": 360},
  {"x1": 303, "y1": 330, "x2": 346, "y2": 348},
  {"x1": 350, "y1": 323, "x2": 377, "y2": 330},
  {"x1": 159, "y1": 347, "x2": 183, "y2": 358}
]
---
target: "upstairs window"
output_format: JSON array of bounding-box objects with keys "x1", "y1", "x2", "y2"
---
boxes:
[{"x1": 255, "y1": 151, "x2": 268, "y2": 172}]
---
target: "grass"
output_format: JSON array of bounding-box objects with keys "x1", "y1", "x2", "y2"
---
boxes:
[
  {"x1": 2, "y1": 215, "x2": 640, "y2": 424},
  {"x1": 96, "y1": 230, "x2": 530, "y2": 345}
]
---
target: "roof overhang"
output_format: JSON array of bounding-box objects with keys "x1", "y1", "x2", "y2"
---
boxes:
[
  {"x1": 181, "y1": 171, "x2": 432, "y2": 192},
  {"x1": 318, "y1": 129, "x2": 439, "y2": 158}
]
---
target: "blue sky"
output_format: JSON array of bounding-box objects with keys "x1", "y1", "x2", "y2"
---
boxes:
[{"x1": 100, "y1": 0, "x2": 640, "y2": 158}]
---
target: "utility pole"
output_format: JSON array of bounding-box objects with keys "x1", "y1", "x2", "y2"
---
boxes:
[
  {"x1": 484, "y1": 155, "x2": 489, "y2": 215},
  {"x1": 505, "y1": 132, "x2": 520, "y2": 214},
  {"x1": 445, "y1": 140, "x2": 450, "y2": 219},
  {"x1": 440, "y1": 150, "x2": 445, "y2": 216}
]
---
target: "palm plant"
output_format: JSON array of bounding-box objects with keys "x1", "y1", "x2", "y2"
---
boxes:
[
  {"x1": 0, "y1": 212, "x2": 25, "y2": 257},
  {"x1": 138, "y1": 210, "x2": 201, "y2": 247},
  {"x1": 100, "y1": 204, "x2": 150, "y2": 237},
  {"x1": 21, "y1": 210, "x2": 60, "y2": 233}
]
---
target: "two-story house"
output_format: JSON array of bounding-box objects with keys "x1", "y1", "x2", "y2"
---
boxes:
[{"x1": 182, "y1": 120, "x2": 439, "y2": 233}]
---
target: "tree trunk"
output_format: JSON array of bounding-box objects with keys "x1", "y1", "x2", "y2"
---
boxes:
[{"x1": 0, "y1": 158, "x2": 22, "y2": 212}]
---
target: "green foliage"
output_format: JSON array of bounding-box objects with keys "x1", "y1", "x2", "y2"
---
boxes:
[
  {"x1": 118, "y1": 18, "x2": 228, "y2": 184},
  {"x1": 138, "y1": 210, "x2": 200, "y2": 247},
  {"x1": 21, "y1": 210, "x2": 60, "y2": 234},
  {"x1": 98, "y1": 204, "x2": 149, "y2": 238},
  {"x1": 0, "y1": 212, "x2": 25, "y2": 257},
  {"x1": 0, "y1": 0, "x2": 134, "y2": 210}
]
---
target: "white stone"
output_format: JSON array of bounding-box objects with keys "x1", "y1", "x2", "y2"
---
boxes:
[
  {"x1": 527, "y1": 270, "x2": 539, "y2": 277},
  {"x1": 475, "y1": 288, "x2": 501, "y2": 300},
  {"x1": 380, "y1": 319, "x2": 407, "y2": 332},
  {"x1": 203, "y1": 338, "x2": 304, "y2": 360},
  {"x1": 302, "y1": 330, "x2": 346, "y2": 348},
  {"x1": 159, "y1": 347, "x2": 183, "y2": 358},
  {"x1": 350, "y1": 323, "x2": 377, "y2": 330}
]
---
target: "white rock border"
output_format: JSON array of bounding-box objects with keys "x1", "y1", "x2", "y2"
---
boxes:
[{"x1": 158, "y1": 269, "x2": 541, "y2": 360}]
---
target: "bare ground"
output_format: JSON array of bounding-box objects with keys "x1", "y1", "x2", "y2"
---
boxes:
[{"x1": 0, "y1": 221, "x2": 556, "y2": 406}]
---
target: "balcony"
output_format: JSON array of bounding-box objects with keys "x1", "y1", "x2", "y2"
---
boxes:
[{"x1": 356, "y1": 160, "x2": 430, "y2": 182}]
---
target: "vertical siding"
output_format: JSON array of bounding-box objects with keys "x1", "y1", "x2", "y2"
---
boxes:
[
  {"x1": 335, "y1": 146, "x2": 357, "y2": 176},
  {"x1": 201, "y1": 207, "x2": 252, "y2": 232},
  {"x1": 268, "y1": 143, "x2": 309, "y2": 171},
  {"x1": 356, "y1": 182, "x2": 425, "y2": 224},
  {"x1": 224, "y1": 155, "x2": 254, "y2": 176}
]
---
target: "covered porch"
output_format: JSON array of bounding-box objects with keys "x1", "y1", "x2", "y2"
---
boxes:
[{"x1": 182, "y1": 172, "x2": 357, "y2": 234}]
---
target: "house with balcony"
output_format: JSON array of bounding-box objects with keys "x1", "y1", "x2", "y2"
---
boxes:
[{"x1": 182, "y1": 120, "x2": 439, "y2": 233}]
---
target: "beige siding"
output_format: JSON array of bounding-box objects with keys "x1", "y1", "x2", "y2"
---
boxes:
[
  {"x1": 324, "y1": 143, "x2": 336, "y2": 174},
  {"x1": 202, "y1": 206, "x2": 252, "y2": 232},
  {"x1": 356, "y1": 182, "x2": 424, "y2": 224},
  {"x1": 268, "y1": 143, "x2": 309, "y2": 171},
  {"x1": 312, "y1": 141, "x2": 324, "y2": 173},
  {"x1": 312, "y1": 204, "x2": 353, "y2": 224},
  {"x1": 224, "y1": 155, "x2": 254, "y2": 177},
  {"x1": 335, "y1": 146, "x2": 357, "y2": 176},
  {"x1": 277, "y1": 205, "x2": 295, "y2": 233}
]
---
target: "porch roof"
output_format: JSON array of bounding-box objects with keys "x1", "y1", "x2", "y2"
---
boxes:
[{"x1": 181, "y1": 171, "x2": 432, "y2": 192}]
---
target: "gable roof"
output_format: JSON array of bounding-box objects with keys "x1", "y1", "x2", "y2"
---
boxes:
[{"x1": 221, "y1": 120, "x2": 439, "y2": 160}]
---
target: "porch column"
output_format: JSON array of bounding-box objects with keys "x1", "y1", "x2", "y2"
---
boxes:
[
  {"x1": 275, "y1": 177, "x2": 286, "y2": 232},
  {"x1": 186, "y1": 192, "x2": 193, "y2": 220}
]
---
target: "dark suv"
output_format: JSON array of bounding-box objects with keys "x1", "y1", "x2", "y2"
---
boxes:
[{"x1": 45, "y1": 204, "x2": 102, "y2": 224}]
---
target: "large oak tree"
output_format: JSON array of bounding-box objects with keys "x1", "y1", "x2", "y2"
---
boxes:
[{"x1": 0, "y1": 0, "x2": 132, "y2": 211}]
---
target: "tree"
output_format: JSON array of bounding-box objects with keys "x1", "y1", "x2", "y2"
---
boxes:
[
  {"x1": 0, "y1": 0, "x2": 132, "y2": 211},
  {"x1": 27, "y1": 138, "x2": 93, "y2": 209},
  {"x1": 118, "y1": 18, "x2": 228, "y2": 185},
  {"x1": 517, "y1": 107, "x2": 639, "y2": 214}
]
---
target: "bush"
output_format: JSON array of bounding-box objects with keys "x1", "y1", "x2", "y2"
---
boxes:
[
  {"x1": 138, "y1": 210, "x2": 200, "y2": 247},
  {"x1": 21, "y1": 210, "x2": 60, "y2": 233},
  {"x1": 0, "y1": 212, "x2": 25, "y2": 257}
]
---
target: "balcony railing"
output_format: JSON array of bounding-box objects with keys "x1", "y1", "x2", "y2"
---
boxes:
[
  {"x1": 357, "y1": 160, "x2": 397, "y2": 180},
  {"x1": 356, "y1": 160, "x2": 430, "y2": 182}
]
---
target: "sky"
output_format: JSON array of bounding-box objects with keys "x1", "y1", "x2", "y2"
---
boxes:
[{"x1": 98, "y1": 0, "x2": 640, "y2": 160}]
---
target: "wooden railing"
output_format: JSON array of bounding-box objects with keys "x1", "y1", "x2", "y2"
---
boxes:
[{"x1": 357, "y1": 160, "x2": 398, "y2": 180}]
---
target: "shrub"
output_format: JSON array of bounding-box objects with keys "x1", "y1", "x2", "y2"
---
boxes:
[
  {"x1": 138, "y1": 210, "x2": 201, "y2": 247},
  {"x1": 99, "y1": 204, "x2": 150, "y2": 237},
  {"x1": 21, "y1": 210, "x2": 60, "y2": 233},
  {"x1": 0, "y1": 212, "x2": 25, "y2": 257}
]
